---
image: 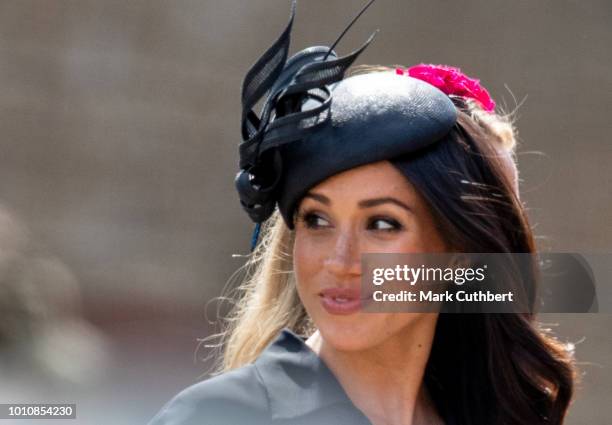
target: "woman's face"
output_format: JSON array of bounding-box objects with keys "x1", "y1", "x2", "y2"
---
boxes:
[{"x1": 293, "y1": 160, "x2": 447, "y2": 352}]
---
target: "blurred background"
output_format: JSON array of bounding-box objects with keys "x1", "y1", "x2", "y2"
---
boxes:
[{"x1": 0, "y1": 0, "x2": 610, "y2": 424}]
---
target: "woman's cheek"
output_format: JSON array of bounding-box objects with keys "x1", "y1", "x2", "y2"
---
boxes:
[
  {"x1": 294, "y1": 235, "x2": 322, "y2": 289},
  {"x1": 295, "y1": 230, "x2": 330, "y2": 260}
]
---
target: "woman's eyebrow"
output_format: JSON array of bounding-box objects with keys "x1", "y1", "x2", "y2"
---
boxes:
[
  {"x1": 303, "y1": 192, "x2": 330, "y2": 205},
  {"x1": 358, "y1": 197, "x2": 413, "y2": 214},
  {"x1": 305, "y1": 193, "x2": 412, "y2": 214}
]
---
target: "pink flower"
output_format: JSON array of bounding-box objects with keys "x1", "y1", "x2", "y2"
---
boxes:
[{"x1": 397, "y1": 64, "x2": 496, "y2": 112}]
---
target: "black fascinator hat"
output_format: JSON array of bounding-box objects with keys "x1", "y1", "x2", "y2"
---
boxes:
[{"x1": 235, "y1": 0, "x2": 457, "y2": 240}]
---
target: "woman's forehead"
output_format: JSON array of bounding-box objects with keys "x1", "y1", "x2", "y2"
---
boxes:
[{"x1": 302, "y1": 161, "x2": 418, "y2": 203}]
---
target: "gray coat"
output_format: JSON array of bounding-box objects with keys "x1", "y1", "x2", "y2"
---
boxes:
[{"x1": 147, "y1": 329, "x2": 373, "y2": 425}]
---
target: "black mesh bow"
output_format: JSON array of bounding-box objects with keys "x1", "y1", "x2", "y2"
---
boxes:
[{"x1": 235, "y1": 0, "x2": 377, "y2": 223}]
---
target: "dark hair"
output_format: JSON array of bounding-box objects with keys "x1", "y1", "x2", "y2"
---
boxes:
[{"x1": 390, "y1": 111, "x2": 575, "y2": 424}]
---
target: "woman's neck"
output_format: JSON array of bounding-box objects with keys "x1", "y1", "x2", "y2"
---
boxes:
[{"x1": 305, "y1": 315, "x2": 442, "y2": 425}]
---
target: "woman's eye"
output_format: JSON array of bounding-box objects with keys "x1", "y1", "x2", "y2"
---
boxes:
[
  {"x1": 301, "y1": 212, "x2": 331, "y2": 229},
  {"x1": 297, "y1": 212, "x2": 401, "y2": 231},
  {"x1": 367, "y1": 217, "x2": 403, "y2": 232}
]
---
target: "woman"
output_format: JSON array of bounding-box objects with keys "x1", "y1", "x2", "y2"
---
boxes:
[{"x1": 149, "y1": 1, "x2": 575, "y2": 424}]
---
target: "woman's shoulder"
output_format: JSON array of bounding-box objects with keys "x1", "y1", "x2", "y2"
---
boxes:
[
  {"x1": 147, "y1": 363, "x2": 270, "y2": 425},
  {"x1": 147, "y1": 329, "x2": 366, "y2": 425}
]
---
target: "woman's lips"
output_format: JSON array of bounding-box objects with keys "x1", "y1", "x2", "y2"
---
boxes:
[{"x1": 319, "y1": 287, "x2": 371, "y2": 315}]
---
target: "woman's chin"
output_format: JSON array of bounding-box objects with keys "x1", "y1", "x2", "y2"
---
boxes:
[
  {"x1": 315, "y1": 315, "x2": 388, "y2": 352},
  {"x1": 312, "y1": 311, "x2": 432, "y2": 353}
]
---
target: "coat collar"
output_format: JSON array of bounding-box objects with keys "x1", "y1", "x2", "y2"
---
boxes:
[{"x1": 253, "y1": 328, "x2": 368, "y2": 422}]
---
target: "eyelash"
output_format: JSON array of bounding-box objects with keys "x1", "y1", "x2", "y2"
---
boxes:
[{"x1": 297, "y1": 211, "x2": 404, "y2": 232}]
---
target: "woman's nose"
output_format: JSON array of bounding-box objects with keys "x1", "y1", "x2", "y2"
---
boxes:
[{"x1": 324, "y1": 230, "x2": 361, "y2": 278}]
